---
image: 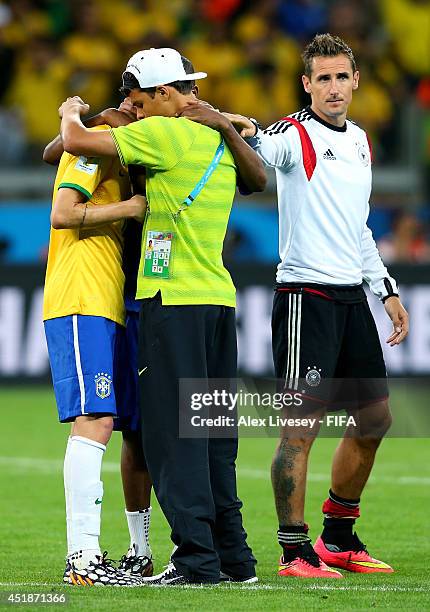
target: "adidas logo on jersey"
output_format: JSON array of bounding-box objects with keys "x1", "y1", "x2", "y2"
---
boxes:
[{"x1": 323, "y1": 149, "x2": 336, "y2": 160}]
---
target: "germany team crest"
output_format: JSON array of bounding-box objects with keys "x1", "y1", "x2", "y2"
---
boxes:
[
  {"x1": 305, "y1": 366, "x2": 322, "y2": 387},
  {"x1": 356, "y1": 142, "x2": 370, "y2": 167},
  {"x1": 94, "y1": 373, "x2": 112, "y2": 399}
]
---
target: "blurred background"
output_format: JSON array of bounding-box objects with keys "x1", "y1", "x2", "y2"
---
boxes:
[{"x1": 1, "y1": 0, "x2": 430, "y2": 383}]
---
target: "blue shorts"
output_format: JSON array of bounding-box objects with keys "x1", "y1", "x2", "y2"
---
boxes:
[
  {"x1": 44, "y1": 313, "x2": 140, "y2": 431},
  {"x1": 113, "y1": 311, "x2": 140, "y2": 432}
]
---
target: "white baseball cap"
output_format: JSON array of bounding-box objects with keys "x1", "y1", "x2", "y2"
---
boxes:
[{"x1": 123, "y1": 47, "x2": 207, "y2": 89}]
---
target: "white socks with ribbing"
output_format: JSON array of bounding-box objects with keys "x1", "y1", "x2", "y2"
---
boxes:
[{"x1": 125, "y1": 507, "x2": 152, "y2": 558}]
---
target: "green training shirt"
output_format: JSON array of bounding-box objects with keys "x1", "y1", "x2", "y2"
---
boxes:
[{"x1": 111, "y1": 116, "x2": 236, "y2": 307}]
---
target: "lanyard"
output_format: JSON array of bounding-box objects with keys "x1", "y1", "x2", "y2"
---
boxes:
[{"x1": 174, "y1": 138, "x2": 225, "y2": 219}]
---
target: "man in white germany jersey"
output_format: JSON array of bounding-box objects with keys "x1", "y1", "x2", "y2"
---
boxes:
[{"x1": 222, "y1": 33, "x2": 409, "y2": 578}]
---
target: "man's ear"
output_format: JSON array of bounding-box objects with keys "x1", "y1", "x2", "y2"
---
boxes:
[
  {"x1": 156, "y1": 85, "x2": 171, "y2": 100},
  {"x1": 302, "y1": 74, "x2": 312, "y2": 94},
  {"x1": 192, "y1": 85, "x2": 199, "y2": 98},
  {"x1": 352, "y1": 70, "x2": 360, "y2": 90}
]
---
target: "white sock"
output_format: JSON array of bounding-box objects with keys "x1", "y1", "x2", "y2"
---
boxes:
[
  {"x1": 125, "y1": 507, "x2": 152, "y2": 557},
  {"x1": 68, "y1": 549, "x2": 103, "y2": 571},
  {"x1": 64, "y1": 435, "x2": 105, "y2": 560},
  {"x1": 63, "y1": 436, "x2": 73, "y2": 555}
]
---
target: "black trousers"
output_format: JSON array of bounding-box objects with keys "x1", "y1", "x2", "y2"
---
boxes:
[{"x1": 138, "y1": 293, "x2": 256, "y2": 583}]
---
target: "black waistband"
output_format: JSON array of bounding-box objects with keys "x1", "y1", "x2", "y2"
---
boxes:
[
  {"x1": 276, "y1": 282, "x2": 363, "y2": 290},
  {"x1": 275, "y1": 282, "x2": 366, "y2": 304}
]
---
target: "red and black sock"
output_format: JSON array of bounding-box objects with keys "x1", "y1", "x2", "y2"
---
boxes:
[{"x1": 321, "y1": 489, "x2": 360, "y2": 550}]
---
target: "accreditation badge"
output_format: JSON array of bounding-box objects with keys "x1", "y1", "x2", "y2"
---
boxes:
[{"x1": 143, "y1": 230, "x2": 174, "y2": 279}]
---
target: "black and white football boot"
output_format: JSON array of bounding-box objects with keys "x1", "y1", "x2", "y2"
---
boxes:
[
  {"x1": 118, "y1": 544, "x2": 154, "y2": 577},
  {"x1": 63, "y1": 550, "x2": 144, "y2": 587},
  {"x1": 219, "y1": 570, "x2": 258, "y2": 583},
  {"x1": 142, "y1": 561, "x2": 188, "y2": 586}
]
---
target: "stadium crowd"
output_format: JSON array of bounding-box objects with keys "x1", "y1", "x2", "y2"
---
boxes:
[
  {"x1": 0, "y1": 0, "x2": 429, "y2": 163},
  {"x1": 0, "y1": 0, "x2": 429, "y2": 263}
]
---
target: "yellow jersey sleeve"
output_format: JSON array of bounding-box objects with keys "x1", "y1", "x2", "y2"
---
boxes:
[
  {"x1": 110, "y1": 116, "x2": 197, "y2": 171},
  {"x1": 58, "y1": 126, "x2": 113, "y2": 200}
]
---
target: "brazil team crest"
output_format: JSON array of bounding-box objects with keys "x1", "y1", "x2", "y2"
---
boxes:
[{"x1": 94, "y1": 373, "x2": 112, "y2": 399}]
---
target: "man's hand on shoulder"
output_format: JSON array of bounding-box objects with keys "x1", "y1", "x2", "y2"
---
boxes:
[
  {"x1": 384, "y1": 296, "x2": 409, "y2": 346},
  {"x1": 59, "y1": 96, "x2": 90, "y2": 118},
  {"x1": 179, "y1": 102, "x2": 230, "y2": 132},
  {"x1": 59, "y1": 95, "x2": 119, "y2": 158},
  {"x1": 222, "y1": 113, "x2": 257, "y2": 138},
  {"x1": 179, "y1": 101, "x2": 266, "y2": 193},
  {"x1": 179, "y1": 103, "x2": 258, "y2": 139}
]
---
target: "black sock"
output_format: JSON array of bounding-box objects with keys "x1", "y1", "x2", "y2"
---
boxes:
[
  {"x1": 321, "y1": 489, "x2": 360, "y2": 550},
  {"x1": 321, "y1": 518, "x2": 356, "y2": 549}
]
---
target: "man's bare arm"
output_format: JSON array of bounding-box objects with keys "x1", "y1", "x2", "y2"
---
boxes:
[
  {"x1": 44, "y1": 114, "x2": 109, "y2": 165},
  {"x1": 51, "y1": 188, "x2": 147, "y2": 230},
  {"x1": 43, "y1": 134, "x2": 64, "y2": 165},
  {"x1": 59, "y1": 97, "x2": 119, "y2": 158},
  {"x1": 179, "y1": 103, "x2": 267, "y2": 193},
  {"x1": 44, "y1": 100, "x2": 138, "y2": 165}
]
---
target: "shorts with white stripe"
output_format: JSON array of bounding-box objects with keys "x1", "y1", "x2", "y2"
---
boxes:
[
  {"x1": 44, "y1": 314, "x2": 133, "y2": 423},
  {"x1": 271, "y1": 285, "x2": 388, "y2": 407}
]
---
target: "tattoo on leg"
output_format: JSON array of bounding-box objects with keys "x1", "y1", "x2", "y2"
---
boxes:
[
  {"x1": 271, "y1": 440, "x2": 303, "y2": 525},
  {"x1": 283, "y1": 441, "x2": 301, "y2": 469}
]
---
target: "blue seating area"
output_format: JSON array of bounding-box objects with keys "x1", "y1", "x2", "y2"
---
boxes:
[
  {"x1": 0, "y1": 202, "x2": 51, "y2": 262},
  {"x1": 0, "y1": 201, "x2": 401, "y2": 264}
]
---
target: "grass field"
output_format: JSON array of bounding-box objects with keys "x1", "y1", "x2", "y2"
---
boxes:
[{"x1": 0, "y1": 387, "x2": 429, "y2": 611}]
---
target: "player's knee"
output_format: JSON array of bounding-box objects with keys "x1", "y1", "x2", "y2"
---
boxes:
[
  {"x1": 376, "y1": 409, "x2": 392, "y2": 438},
  {"x1": 357, "y1": 401, "x2": 392, "y2": 439},
  {"x1": 92, "y1": 416, "x2": 114, "y2": 445},
  {"x1": 73, "y1": 414, "x2": 114, "y2": 445},
  {"x1": 275, "y1": 435, "x2": 314, "y2": 461},
  {"x1": 97, "y1": 415, "x2": 114, "y2": 439},
  {"x1": 372, "y1": 400, "x2": 392, "y2": 434}
]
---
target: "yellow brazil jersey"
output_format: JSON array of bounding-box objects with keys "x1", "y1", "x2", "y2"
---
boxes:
[
  {"x1": 43, "y1": 125, "x2": 131, "y2": 326},
  {"x1": 111, "y1": 117, "x2": 237, "y2": 308}
]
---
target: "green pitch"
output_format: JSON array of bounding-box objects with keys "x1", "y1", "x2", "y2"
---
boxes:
[{"x1": 0, "y1": 387, "x2": 429, "y2": 611}]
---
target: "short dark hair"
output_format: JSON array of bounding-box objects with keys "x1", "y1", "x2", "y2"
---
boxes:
[
  {"x1": 302, "y1": 33, "x2": 357, "y2": 77},
  {"x1": 120, "y1": 55, "x2": 196, "y2": 97}
]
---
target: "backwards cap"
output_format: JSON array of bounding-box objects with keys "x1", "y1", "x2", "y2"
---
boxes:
[{"x1": 123, "y1": 47, "x2": 207, "y2": 88}]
